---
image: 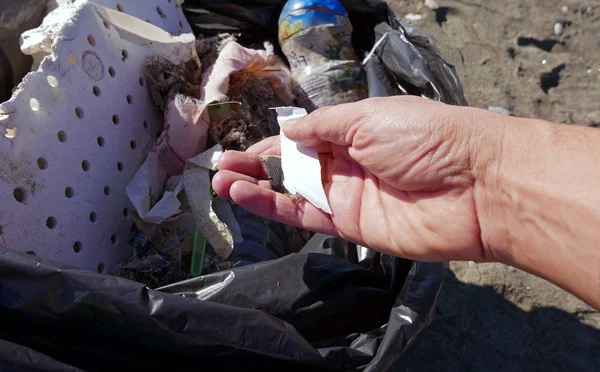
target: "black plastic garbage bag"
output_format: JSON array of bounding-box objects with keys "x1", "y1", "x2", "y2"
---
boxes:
[
  {"x1": 0, "y1": 1, "x2": 467, "y2": 371},
  {"x1": 0, "y1": 248, "x2": 446, "y2": 371}
]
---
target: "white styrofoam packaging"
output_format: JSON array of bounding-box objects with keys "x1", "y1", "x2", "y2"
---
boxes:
[{"x1": 0, "y1": 0, "x2": 193, "y2": 273}]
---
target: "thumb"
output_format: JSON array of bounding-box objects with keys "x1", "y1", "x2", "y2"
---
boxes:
[{"x1": 282, "y1": 100, "x2": 372, "y2": 147}]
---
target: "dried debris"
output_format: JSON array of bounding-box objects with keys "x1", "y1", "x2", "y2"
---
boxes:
[
  {"x1": 201, "y1": 38, "x2": 293, "y2": 150},
  {"x1": 114, "y1": 227, "x2": 181, "y2": 288},
  {"x1": 145, "y1": 56, "x2": 203, "y2": 112},
  {"x1": 144, "y1": 34, "x2": 241, "y2": 112},
  {"x1": 118, "y1": 33, "x2": 300, "y2": 286},
  {"x1": 196, "y1": 33, "x2": 238, "y2": 68},
  {"x1": 207, "y1": 72, "x2": 283, "y2": 151}
]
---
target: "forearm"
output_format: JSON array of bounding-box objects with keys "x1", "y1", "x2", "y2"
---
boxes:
[{"x1": 476, "y1": 115, "x2": 600, "y2": 308}]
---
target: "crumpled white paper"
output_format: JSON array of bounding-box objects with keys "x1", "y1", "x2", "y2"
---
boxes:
[
  {"x1": 276, "y1": 107, "x2": 332, "y2": 214},
  {"x1": 126, "y1": 144, "x2": 242, "y2": 259},
  {"x1": 125, "y1": 152, "x2": 184, "y2": 224}
]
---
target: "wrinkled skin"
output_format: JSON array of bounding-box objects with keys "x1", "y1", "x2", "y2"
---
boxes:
[{"x1": 213, "y1": 96, "x2": 496, "y2": 262}]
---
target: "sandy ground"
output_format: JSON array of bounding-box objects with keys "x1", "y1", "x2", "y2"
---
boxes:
[{"x1": 386, "y1": 0, "x2": 600, "y2": 369}]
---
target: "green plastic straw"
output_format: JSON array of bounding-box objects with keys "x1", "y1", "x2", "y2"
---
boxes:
[{"x1": 191, "y1": 228, "x2": 206, "y2": 277}]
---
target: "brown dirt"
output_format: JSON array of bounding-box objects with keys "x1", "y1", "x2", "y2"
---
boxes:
[{"x1": 386, "y1": 0, "x2": 600, "y2": 369}]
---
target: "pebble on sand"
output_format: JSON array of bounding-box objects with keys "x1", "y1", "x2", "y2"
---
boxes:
[
  {"x1": 554, "y1": 22, "x2": 564, "y2": 36},
  {"x1": 424, "y1": 0, "x2": 440, "y2": 10},
  {"x1": 405, "y1": 13, "x2": 424, "y2": 21},
  {"x1": 582, "y1": 5, "x2": 593, "y2": 15}
]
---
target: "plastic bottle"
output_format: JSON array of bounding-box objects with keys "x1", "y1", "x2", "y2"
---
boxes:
[{"x1": 278, "y1": 0, "x2": 368, "y2": 111}]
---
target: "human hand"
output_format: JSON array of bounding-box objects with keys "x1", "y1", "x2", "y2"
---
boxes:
[
  {"x1": 212, "y1": 96, "x2": 501, "y2": 262},
  {"x1": 212, "y1": 96, "x2": 600, "y2": 308}
]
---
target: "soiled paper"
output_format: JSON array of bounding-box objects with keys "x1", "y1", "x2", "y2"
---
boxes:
[
  {"x1": 125, "y1": 152, "x2": 184, "y2": 224},
  {"x1": 183, "y1": 144, "x2": 241, "y2": 258}
]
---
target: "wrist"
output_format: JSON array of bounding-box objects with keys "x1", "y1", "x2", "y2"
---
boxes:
[
  {"x1": 467, "y1": 112, "x2": 552, "y2": 265},
  {"x1": 471, "y1": 113, "x2": 600, "y2": 307}
]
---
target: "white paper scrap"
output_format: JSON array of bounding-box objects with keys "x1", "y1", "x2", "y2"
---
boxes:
[
  {"x1": 275, "y1": 107, "x2": 332, "y2": 214},
  {"x1": 125, "y1": 152, "x2": 183, "y2": 224},
  {"x1": 187, "y1": 143, "x2": 223, "y2": 171}
]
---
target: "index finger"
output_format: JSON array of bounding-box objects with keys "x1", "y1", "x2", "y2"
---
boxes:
[{"x1": 282, "y1": 99, "x2": 378, "y2": 147}]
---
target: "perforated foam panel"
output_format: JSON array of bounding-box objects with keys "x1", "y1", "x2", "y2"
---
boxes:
[{"x1": 0, "y1": 0, "x2": 192, "y2": 273}]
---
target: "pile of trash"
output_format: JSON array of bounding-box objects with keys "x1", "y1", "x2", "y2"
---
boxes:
[
  {"x1": 0, "y1": 1, "x2": 462, "y2": 369},
  {"x1": 116, "y1": 0, "x2": 371, "y2": 287},
  {"x1": 116, "y1": 34, "x2": 299, "y2": 287}
]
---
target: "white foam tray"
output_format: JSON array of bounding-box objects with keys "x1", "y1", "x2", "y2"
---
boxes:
[{"x1": 0, "y1": 0, "x2": 192, "y2": 273}]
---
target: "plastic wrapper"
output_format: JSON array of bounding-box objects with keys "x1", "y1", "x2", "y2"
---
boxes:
[
  {"x1": 0, "y1": 0, "x2": 467, "y2": 370},
  {"x1": 0, "y1": 246, "x2": 445, "y2": 371}
]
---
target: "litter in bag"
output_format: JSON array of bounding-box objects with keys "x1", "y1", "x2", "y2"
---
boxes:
[{"x1": 0, "y1": 0, "x2": 467, "y2": 370}]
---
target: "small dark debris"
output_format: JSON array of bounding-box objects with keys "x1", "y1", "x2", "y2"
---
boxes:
[
  {"x1": 517, "y1": 37, "x2": 563, "y2": 53},
  {"x1": 114, "y1": 227, "x2": 180, "y2": 288},
  {"x1": 580, "y1": 5, "x2": 594, "y2": 16},
  {"x1": 590, "y1": 122, "x2": 600, "y2": 128},
  {"x1": 435, "y1": 7, "x2": 456, "y2": 27},
  {"x1": 507, "y1": 47, "x2": 516, "y2": 59},
  {"x1": 540, "y1": 64, "x2": 566, "y2": 94}
]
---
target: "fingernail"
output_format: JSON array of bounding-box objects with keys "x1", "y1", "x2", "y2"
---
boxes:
[{"x1": 283, "y1": 118, "x2": 298, "y2": 127}]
